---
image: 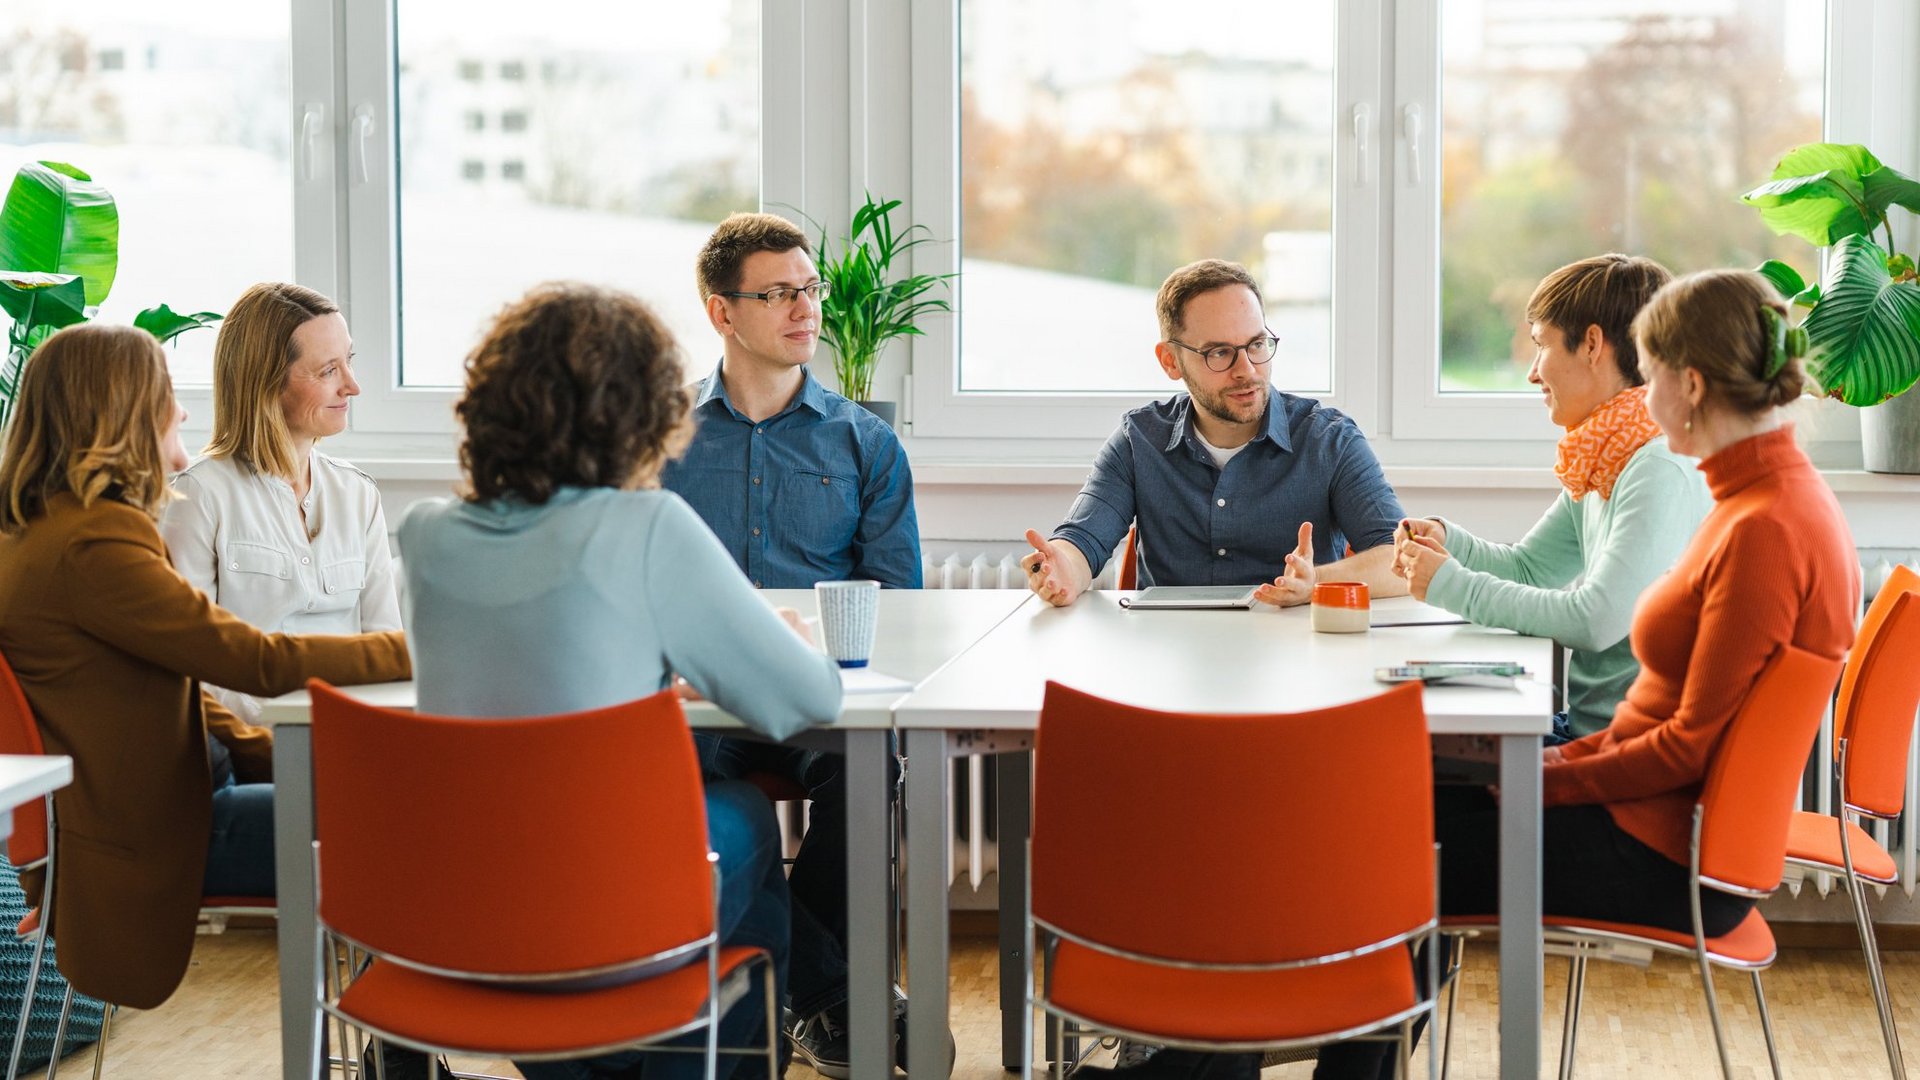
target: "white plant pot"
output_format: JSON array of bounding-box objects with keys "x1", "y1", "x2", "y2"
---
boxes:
[{"x1": 1862, "y1": 390, "x2": 1920, "y2": 474}]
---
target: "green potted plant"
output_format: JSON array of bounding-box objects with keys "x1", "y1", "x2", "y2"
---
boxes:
[
  {"x1": 814, "y1": 193, "x2": 956, "y2": 428},
  {"x1": 1740, "y1": 143, "x2": 1920, "y2": 472},
  {"x1": 1, "y1": 161, "x2": 221, "y2": 433}
]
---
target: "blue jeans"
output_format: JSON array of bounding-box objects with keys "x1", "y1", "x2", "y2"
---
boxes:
[
  {"x1": 691, "y1": 733, "x2": 878, "y2": 1021},
  {"x1": 515, "y1": 780, "x2": 791, "y2": 1080},
  {"x1": 202, "y1": 775, "x2": 276, "y2": 897}
]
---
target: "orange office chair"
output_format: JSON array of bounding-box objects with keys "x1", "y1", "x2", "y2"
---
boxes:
[
  {"x1": 1525, "y1": 645, "x2": 1843, "y2": 1080},
  {"x1": 1026, "y1": 680, "x2": 1438, "y2": 1079},
  {"x1": 1783, "y1": 566, "x2": 1920, "y2": 1079},
  {"x1": 1116, "y1": 525, "x2": 1139, "y2": 591},
  {"x1": 308, "y1": 681, "x2": 779, "y2": 1080}
]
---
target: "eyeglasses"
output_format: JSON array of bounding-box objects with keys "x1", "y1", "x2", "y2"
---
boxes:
[
  {"x1": 1165, "y1": 330, "x2": 1279, "y2": 372},
  {"x1": 719, "y1": 281, "x2": 832, "y2": 308}
]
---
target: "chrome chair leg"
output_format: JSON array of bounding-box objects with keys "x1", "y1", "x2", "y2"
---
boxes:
[
  {"x1": 88, "y1": 1006, "x2": 111, "y2": 1080},
  {"x1": 1438, "y1": 934, "x2": 1464, "y2": 1080},
  {"x1": 1846, "y1": 873, "x2": 1908, "y2": 1079},
  {"x1": 1557, "y1": 955, "x2": 1586, "y2": 1080},
  {"x1": 1396, "y1": 1020, "x2": 1413, "y2": 1080},
  {"x1": 8, "y1": 928, "x2": 47, "y2": 1080},
  {"x1": 44, "y1": 983, "x2": 76, "y2": 1080},
  {"x1": 370, "y1": 1039, "x2": 388, "y2": 1080},
  {"x1": 1695, "y1": 954, "x2": 1734, "y2": 1080},
  {"x1": 763, "y1": 962, "x2": 779, "y2": 1080},
  {"x1": 1751, "y1": 971, "x2": 1782, "y2": 1080}
]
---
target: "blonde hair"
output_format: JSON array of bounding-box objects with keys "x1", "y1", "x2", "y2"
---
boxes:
[
  {"x1": 1632, "y1": 269, "x2": 1812, "y2": 415},
  {"x1": 0, "y1": 324, "x2": 177, "y2": 533},
  {"x1": 204, "y1": 282, "x2": 339, "y2": 479},
  {"x1": 1155, "y1": 260, "x2": 1262, "y2": 342}
]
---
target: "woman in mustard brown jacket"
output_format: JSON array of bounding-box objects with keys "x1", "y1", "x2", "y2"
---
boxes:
[{"x1": 0, "y1": 324, "x2": 410, "y2": 1010}]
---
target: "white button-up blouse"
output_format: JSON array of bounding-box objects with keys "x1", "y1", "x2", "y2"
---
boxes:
[{"x1": 160, "y1": 451, "x2": 402, "y2": 721}]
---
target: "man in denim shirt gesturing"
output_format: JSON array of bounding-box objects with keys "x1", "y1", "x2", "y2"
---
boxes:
[
  {"x1": 662, "y1": 212, "x2": 924, "y2": 1079},
  {"x1": 1022, "y1": 259, "x2": 1406, "y2": 608}
]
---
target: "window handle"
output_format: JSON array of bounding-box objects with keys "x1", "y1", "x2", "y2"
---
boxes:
[
  {"x1": 1351, "y1": 103, "x2": 1372, "y2": 187},
  {"x1": 350, "y1": 106, "x2": 375, "y2": 186},
  {"x1": 299, "y1": 104, "x2": 324, "y2": 184},
  {"x1": 1402, "y1": 103, "x2": 1424, "y2": 185}
]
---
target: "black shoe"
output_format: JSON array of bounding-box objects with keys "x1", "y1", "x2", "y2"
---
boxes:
[{"x1": 360, "y1": 1040, "x2": 456, "y2": 1080}]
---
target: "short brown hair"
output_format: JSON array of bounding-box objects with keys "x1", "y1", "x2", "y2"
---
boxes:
[
  {"x1": 695, "y1": 212, "x2": 812, "y2": 301},
  {"x1": 1155, "y1": 260, "x2": 1262, "y2": 342},
  {"x1": 457, "y1": 282, "x2": 694, "y2": 504},
  {"x1": 1526, "y1": 254, "x2": 1672, "y2": 387},
  {"x1": 1632, "y1": 269, "x2": 1812, "y2": 415},
  {"x1": 0, "y1": 324, "x2": 177, "y2": 533},
  {"x1": 205, "y1": 282, "x2": 340, "y2": 479}
]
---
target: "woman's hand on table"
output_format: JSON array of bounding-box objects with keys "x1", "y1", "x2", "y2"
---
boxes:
[
  {"x1": 1396, "y1": 534, "x2": 1450, "y2": 601},
  {"x1": 775, "y1": 606, "x2": 815, "y2": 645}
]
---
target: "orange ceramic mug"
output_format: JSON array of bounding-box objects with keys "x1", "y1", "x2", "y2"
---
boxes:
[{"x1": 1310, "y1": 581, "x2": 1370, "y2": 633}]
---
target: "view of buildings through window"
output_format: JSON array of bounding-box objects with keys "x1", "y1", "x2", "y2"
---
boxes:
[
  {"x1": 395, "y1": 0, "x2": 759, "y2": 386},
  {"x1": 960, "y1": 0, "x2": 1337, "y2": 396},
  {"x1": 1439, "y1": 0, "x2": 1826, "y2": 390},
  {"x1": 0, "y1": 0, "x2": 291, "y2": 386}
]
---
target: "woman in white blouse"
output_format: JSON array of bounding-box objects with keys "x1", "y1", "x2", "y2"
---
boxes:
[{"x1": 158, "y1": 283, "x2": 399, "y2": 895}]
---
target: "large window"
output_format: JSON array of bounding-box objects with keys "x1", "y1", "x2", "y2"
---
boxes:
[
  {"x1": 0, "y1": 0, "x2": 292, "y2": 385},
  {"x1": 1436, "y1": 1, "x2": 1827, "y2": 393},
  {"x1": 391, "y1": 1, "x2": 759, "y2": 387},
  {"x1": 957, "y1": 1, "x2": 1336, "y2": 395}
]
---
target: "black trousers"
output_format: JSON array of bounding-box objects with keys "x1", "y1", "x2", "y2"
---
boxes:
[{"x1": 1311, "y1": 788, "x2": 1756, "y2": 1079}]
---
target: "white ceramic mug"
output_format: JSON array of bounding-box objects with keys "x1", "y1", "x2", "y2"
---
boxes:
[{"x1": 815, "y1": 580, "x2": 882, "y2": 668}]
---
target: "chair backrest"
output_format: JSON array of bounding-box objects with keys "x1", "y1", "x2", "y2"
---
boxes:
[
  {"x1": 1030, "y1": 679, "x2": 1432, "y2": 967},
  {"x1": 0, "y1": 650, "x2": 50, "y2": 869},
  {"x1": 1835, "y1": 564, "x2": 1919, "y2": 742},
  {"x1": 1697, "y1": 644, "x2": 1845, "y2": 895},
  {"x1": 1839, "y1": 590, "x2": 1920, "y2": 818},
  {"x1": 1117, "y1": 524, "x2": 1138, "y2": 591},
  {"x1": 310, "y1": 681, "x2": 715, "y2": 979}
]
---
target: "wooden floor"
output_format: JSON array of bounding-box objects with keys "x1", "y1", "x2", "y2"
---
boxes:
[{"x1": 33, "y1": 930, "x2": 1920, "y2": 1078}]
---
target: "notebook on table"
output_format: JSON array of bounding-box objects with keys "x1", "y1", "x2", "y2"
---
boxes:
[{"x1": 1118, "y1": 585, "x2": 1260, "y2": 610}]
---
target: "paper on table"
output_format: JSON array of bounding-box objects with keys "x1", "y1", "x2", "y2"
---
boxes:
[
  {"x1": 839, "y1": 667, "x2": 916, "y2": 695},
  {"x1": 1370, "y1": 598, "x2": 1470, "y2": 627}
]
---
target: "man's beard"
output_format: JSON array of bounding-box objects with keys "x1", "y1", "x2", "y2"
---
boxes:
[{"x1": 1190, "y1": 379, "x2": 1268, "y2": 427}]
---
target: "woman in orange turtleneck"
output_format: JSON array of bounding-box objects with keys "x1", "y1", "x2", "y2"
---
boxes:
[{"x1": 1317, "y1": 269, "x2": 1859, "y2": 1080}]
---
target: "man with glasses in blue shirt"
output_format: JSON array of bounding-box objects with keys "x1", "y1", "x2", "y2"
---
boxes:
[
  {"x1": 662, "y1": 212, "x2": 924, "y2": 1079},
  {"x1": 1022, "y1": 258, "x2": 1406, "y2": 611}
]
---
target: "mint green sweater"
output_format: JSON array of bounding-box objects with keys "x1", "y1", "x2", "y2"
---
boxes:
[{"x1": 1425, "y1": 438, "x2": 1711, "y2": 737}]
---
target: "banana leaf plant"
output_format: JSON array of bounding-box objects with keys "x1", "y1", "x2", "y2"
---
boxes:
[
  {"x1": 815, "y1": 193, "x2": 957, "y2": 403},
  {"x1": 1741, "y1": 143, "x2": 1920, "y2": 405},
  {"x1": 0, "y1": 161, "x2": 222, "y2": 434}
]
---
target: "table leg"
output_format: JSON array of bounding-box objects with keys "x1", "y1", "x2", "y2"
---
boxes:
[
  {"x1": 905, "y1": 730, "x2": 952, "y2": 1080},
  {"x1": 1496, "y1": 733, "x2": 1543, "y2": 1080},
  {"x1": 846, "y1": 730, "x2": 892, "y2": 1080},
  {"x1": 995, "y1": 751, "x2": 1031, "y2": 1070},
  {"x1": 273, "y1": 726, "x2": 321, "y2": 1080}
]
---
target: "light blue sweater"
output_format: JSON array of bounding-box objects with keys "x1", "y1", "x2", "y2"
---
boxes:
[
  {"x1": 397, "y1": 486, "x2": 842, "y2": 737},
  {"x1": 1425, "y1": 438, "x2": 1711, "y2": 737}
]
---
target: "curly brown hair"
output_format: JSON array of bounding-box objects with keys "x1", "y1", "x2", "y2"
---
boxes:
[{"x1": 457, "y1": 282, "x2": 694, "y2": 504}]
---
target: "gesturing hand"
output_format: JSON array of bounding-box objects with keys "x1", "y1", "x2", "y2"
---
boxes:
[
  {"x1": 1021, "y1": 529, "x2": 1074, "y2": 607},
  {"x1": 1391, "y1": 517, "x2": 1447, "y2": 576},
  {"x1": 1253, "y1": 521, "x2": 1316, "y2": 608},
  {"x1": 1398, "y1": 534, "x2": 1450, "y2": 601}
]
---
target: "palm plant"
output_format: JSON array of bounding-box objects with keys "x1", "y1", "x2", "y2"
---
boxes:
[
  {"x1": 0, "y1": 161, "x2": 221, "y2": 433},
  {"x1": 1740, "y1": 143, "x2": 1920, "y2": 406},
  {"x1": 815, "y1": 193, "x2": 956, "y2": 403}
]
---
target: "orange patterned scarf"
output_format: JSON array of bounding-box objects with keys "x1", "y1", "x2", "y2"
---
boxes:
[{"x1": 1553, "y1": 386, "x2": 1662, "y2": 501}]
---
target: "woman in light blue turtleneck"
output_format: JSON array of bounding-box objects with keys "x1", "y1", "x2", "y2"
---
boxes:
[{"x1": 396, "y1": 282, "x2": 842, "y2": 1080}]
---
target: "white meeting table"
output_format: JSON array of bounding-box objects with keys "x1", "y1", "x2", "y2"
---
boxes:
[
  {"x1": 893, "y1": 593, "x2": 1555, "y2": 1080},
  {"x1": 259, "y1": 588, "x2": 1031, "y2": 1080},
  {"x1": 0, "y1": 753, "x2": 72, "y2": 847}
]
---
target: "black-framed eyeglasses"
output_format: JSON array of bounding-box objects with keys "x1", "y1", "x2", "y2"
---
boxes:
[
  {"x1": 719, "y1": 281, "x2": 832, "y2": 308},
  {"x1": 1166, "y1": 330, "x2": 1279, "y2": 372}
]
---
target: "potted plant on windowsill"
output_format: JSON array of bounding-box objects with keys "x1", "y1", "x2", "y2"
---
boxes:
[
  {"x1": 1740, "y1": 143, "x2": 1920, "y2": 473},
  {"x1": 814, "y1": 193, "x2": 956, "y2": 428},
  {"x1": 0, "y1": 161, "x2": 221, "y2": 434}
]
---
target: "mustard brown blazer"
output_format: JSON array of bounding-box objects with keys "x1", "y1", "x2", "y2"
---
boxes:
[{"x1": 0, "y1": 493, "x2": 410, "y2": 1008}]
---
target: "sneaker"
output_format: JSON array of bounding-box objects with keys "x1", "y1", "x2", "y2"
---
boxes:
[
  {"x1": 1113, "y1": 1040, "x2": 1162, "y2": 1070},
  {"x1": 787, "y1": 1006, "x2": 852, "y2": 1079}
]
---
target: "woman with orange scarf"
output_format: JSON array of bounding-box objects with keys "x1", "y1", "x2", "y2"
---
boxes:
[{"x1": 1395, "y1": 254, "x2": 1712, "y2": 742}]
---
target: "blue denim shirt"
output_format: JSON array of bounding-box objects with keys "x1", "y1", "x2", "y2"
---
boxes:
[
  {"x1": 1053, "y1": 392, "x2": 1404, "y2": 587},
  {"x1": 661, "y1": 363, "x2": 923, "y2": 589}
]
